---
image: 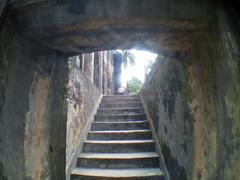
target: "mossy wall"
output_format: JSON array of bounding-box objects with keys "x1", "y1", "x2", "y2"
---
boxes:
[
  {"x1": 0, "y1": 18, "x2": 68, "y2": 180},
  {"x1": 214, "y1": 8, "x2": 240, "y2": 180},
  {"x1": 0, "y1": 16, "x2": 9, "y2": 180},
  {"x1": 141, "y1": 7, "x2": 240, "y2": 180},
  {"x1": 66, "y1": 52, "x2": 115, "y2": 178},
  {"x1": 66, "y1": 60, "x2": 101, "y2": 178}
]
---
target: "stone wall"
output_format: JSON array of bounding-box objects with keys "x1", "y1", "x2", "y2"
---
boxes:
[
  {"x1": 141, "y1": 7, "x2": 240, "y2": 180},
  {"x1": 66, "y1": 51, "x2": 115, "y2": 178},
  {"x1": 213, "y1": 8, "x2": 240, "y2": 180},
  {"x1": 66, "y1": 59, "x2": 101, "y2": 178},
  {"x1": 79, "y1": 51, "x2": 115, "y2": 95},
  {"x1": 0, "y1": 15, "x2": 115, "y2": 179},
  {"x1": 0, "y1": 19, "x2": 68, "y2": 180},
  {"x1": 141, "y1": 56, "x2": 189, "y2": 180}
]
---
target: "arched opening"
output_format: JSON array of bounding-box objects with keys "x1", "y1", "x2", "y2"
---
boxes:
[{"x1": 65, "y1": 49, "x2": 161, "y2": 179}]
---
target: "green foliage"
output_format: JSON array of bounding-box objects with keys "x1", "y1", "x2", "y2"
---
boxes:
[
  {"x1": 68, "y1": 59, "x2": 74, "y2": 71},
  {"x1": 63, "y1": 83, "x2": 70, "y2": 101},
  {"x1": 127, "y1": 77, "x2": 143, "y2": 95}
]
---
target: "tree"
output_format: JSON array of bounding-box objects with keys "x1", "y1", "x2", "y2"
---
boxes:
[
  {"x1": 113, "y1": 50, "x2": 136, "y2": 92},
  {"x1": 144, "y1": 60, "x2": 154, "y2": 81},
  {"x1": 127, "y1": 77, "x2": 143, "y2": 95},
  {"x1": 121, "y1": 50, "x2": 135, "y2": 68},
  {"x1": 113, "y1": 50, "x2": 135, "y2": 68}
]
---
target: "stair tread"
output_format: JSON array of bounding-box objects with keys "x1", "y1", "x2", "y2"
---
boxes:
[
  {"x1": 98, "y1": 113, "x2": 145, "y2": 116},
  {"x1": 89, "y1": 130, "x2": 151, "y2": 133},
  {"x1": 92, "y1": 120, "x2": 148, "y2": 124},
  {"x1": 102, "y1": 99, "x2": 141, "y2": 101},
  {"x1": 100, "y1": 103, "x2": 143, "y2": 109},
  {"x1": 85, "y1": 140, "x2": 154, "y2": 144},
  {"x1": 79, "y1": 152, "x2": 158, "y2": 159},
  {"x1": 71, "y1": 168, "x2": 163, "y2": 177},
  {"x1": 104, "y1": 95, "x2": 139, "y2": 97},
  {"x1": 101, "y1": 102, "x2": 142, "y2": 104},
  {"x1": 99, "y1": 107, "x2": 143, "y2": 110}
]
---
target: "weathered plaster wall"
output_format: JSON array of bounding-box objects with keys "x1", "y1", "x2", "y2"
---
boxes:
[
  {"x1": 214, "y1": 8, "x2": 240, "y2": 180},
  {"x1": 82, "y1": 53, "x2": 94, "y2": 82},
  {"x1": 66, "y1": 58, "x2": 101, "y2": 177},
  {"x1": 94, "y1": 50, "x2": 114, "y2": 95},
  {"x1": 80, "y1": 51, "x2": 115, "y2": 94},
  {"x1": 141, "y1": 56, "x2": 190, "y2": 180},
  {"x1": 0, "y1": 19, "x2": 68, "y2": 180},
  {"x1": 66, "y1": 51, "x2": 114, "y2": 177},
  {"x1": 141, "y1": 8, "x2": 240, "y2": 180},
  {"x1": 66, "y1": 51, "x2": 115, "y2": 178},
  {"x1": 106, "y1": 51, "x2": 114, "y2": 94}
]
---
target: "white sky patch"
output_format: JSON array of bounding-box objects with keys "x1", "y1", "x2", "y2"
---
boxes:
[{"x1": 121, "y1": 49, "x2": 158, "y2": 87}]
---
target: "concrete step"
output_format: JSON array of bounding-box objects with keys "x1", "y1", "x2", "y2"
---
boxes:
[
  {"x1": 95, "y1": 114, "x2": 146, "y2": 121},
  {"x1": 83, "y1": 140, "x2": 155, "y2": 153},
  {"x1": 101, "y1": 98, "x2": 141, "y2": 103},
  {"x1": 71, "y1": 168, "x2": 164, "y2": 180},
  {"x1": 100, "y1": 102, "x2": 143, "y2": 109},
  {"x1": 103, "y1": 95, "x2": 140, "y2": 100},
  {"x1": 97, "y1": 108, "x2": 145, "y2": 115},
  {"x1": 87, "y1": 130, "x2": 152, "y2": 140},
  {"x1": 91, "y1": 121, "x2": 150, "y2": 131},
  {"x1": 71, "y1": 95, "x2": 164, "y2": 180},
  {"x1": 77, "y1": 152, "x2": 159, "y2": 168}
]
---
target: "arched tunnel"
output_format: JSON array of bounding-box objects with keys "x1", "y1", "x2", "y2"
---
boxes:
[{"x1": 0, "y1": 0, "x2": 240, "y2": 180}]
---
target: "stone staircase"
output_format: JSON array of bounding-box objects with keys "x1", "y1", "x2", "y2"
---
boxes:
[{"x1": 71, "y1": 95, "x2": 164, "y2": 180}]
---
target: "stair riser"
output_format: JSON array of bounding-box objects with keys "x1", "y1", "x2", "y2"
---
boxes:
[
  {"x1": 98, "y1": 109, "x2": 145, "y2": 115},
  {"x1": 94, "y1": 119, "x2": 147, "y2": 122},
  {"x1": 77, "y1": 157, "x2": 159, "y2": 168},
  {"x1": 101, "y1": 99, "x2": 141, "y2": 103},
  {"x1": 95, "y1": 114, "x2": 146, "y2": 121},
  {"x1": 100, "y1": 103, "x2": 143, "y2": 109},
  {"x1": 83, "y1": 143, "x2": 155, "y2": 153},
  {"x1": 91, "y1": 122, "x2": 149, "y2": 131},
  {"x1": 87, "y1": 132, "x2": 152, "y2": 140},
  {"x1": 71, "y1": 175, "x2": 164, "y2": 180}
]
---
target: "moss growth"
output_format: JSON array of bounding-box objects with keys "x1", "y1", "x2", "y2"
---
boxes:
[
  {"x1": 0, "y1": 24, "x2": 9, "y2": 180},
  {"x1": 161, "y1": 141, "x2": 187, "y2": 180},
  {"x1": 223, "y1": 53, "x2": 240, "y2": 179},
  {"x1": 224, "y1": 150, "x2": 240, "y2": 180},
  {"x1": 63, "y1": 59, "x2": 72, "y2": 101},
  {"x1": 0, "y1": 162, "x2": 7, "y2": 180},
  {"x1": 63, "y1": 83, "x2": 70, "y2": 101},
  {"x1": 0, "y1": 31, "x2": 8, "y2": 118},
  {"x1": 226, "y1": 56, "x2": 240, "y2": 144}
]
